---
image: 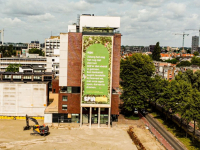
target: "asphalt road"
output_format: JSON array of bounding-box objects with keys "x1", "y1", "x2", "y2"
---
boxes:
[{"x1": 145, "y1": 114, "x2": 186, "y2": 150}]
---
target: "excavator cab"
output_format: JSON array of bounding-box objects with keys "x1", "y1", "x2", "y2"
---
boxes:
[{"x1": 23, "y1": 114, "x2": 49, "y2": 136}]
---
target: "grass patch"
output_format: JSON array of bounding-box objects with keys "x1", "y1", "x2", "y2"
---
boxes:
[
  {"x1": 125, "y1": 115, "x2": 140, "y2": 120},
  {"x1": 150, "y1": 109, "x2": 200, "y2": 150}
]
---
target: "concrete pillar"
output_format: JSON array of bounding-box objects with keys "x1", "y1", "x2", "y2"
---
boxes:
[
  {"x1": 108, "y1": 108, "x2": 111, "y2": 128},
  {"x1": 98, "y1": 107, "x2": 100, "y2": 128},
  {"x1": 80, "y1": 107, "x2": 82, "y2": 127},
  {"x1": 42, "y1": 75, "x2": 44, "y2": 81},
  {"x1": 89, "y1": 107, "x2": 92, "y2": 128}
]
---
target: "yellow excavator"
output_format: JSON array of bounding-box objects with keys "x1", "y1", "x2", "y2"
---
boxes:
[{"x1": 23, "y1": 114, "x2": 49, "y2": 136}]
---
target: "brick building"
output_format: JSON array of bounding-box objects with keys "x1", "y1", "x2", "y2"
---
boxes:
[{"x1": 45, "y1": 14, "x2": 121, "y2": 127}]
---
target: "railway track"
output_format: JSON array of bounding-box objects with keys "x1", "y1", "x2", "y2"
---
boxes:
[{"x1": 145, "y1": 114, "x2": 186, "y2": 150}]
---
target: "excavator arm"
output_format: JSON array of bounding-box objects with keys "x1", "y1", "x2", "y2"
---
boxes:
[{"x1": 23, "y1": 114, "x2": 39, "y2": 130}]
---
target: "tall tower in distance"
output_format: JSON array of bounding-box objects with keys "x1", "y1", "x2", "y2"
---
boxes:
[
  {"x1": 192, "y1": 36, "x2": 199, "y2": 53},
  {"x1": 0, "y1": 29, "x2": 4, "y2": 46}
]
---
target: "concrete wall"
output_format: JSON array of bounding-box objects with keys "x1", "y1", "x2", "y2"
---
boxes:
[
  {"x1": 0, "y1": 82, "x2": 47, "y2": 116},
  {"x1": 79, "y1": 16, "x2": 120, "y2": 32},
  {"x1": 59, "y1": 33, "x2": 68, "y2": 86}
]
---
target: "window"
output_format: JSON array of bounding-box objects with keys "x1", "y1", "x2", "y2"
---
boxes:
[
  {"x1": 24, "y1": 75, "x2": 32, "y2": 79},
  {"x1": 34, "y1": 76, "x2": 42, "y2": 80},
  {"x1": 53, "y1": 89, "x2": 55, "y2": 93},
  {"x1": 62, "y1": 105, "x2": 67, "y2": 110},
  {"x1": 67, "y1": 87, "x2": 72, "y2": 93},
  {"x1": 13, "y1": 75, "x2": 21, "y2": 79},
  {"x1": 62, "y1": 96, "x2": 68, "y2": 101},
  {"x1": 72, "y1": 87, "x2": 80, "y2": 93}
]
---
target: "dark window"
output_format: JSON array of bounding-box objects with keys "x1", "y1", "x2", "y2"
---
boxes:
[
  {"x1": 62, "y1": 105, "x2": 67, "y2": 110},
  {"x1": 53, "y1": 89, "x2": 55, "y2": 93},
  {"x1": 72, "y1": 87, "x2": 80, "y2": 93}
]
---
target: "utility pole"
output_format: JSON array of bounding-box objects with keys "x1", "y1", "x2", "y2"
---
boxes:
[{"x1": 175, "y1": 32, "x2": 189, "y2": 55}]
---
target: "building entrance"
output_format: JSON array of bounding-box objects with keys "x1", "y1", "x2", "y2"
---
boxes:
[{"x1": 80, "y1": 107, "x2": 111, "y2": 128}]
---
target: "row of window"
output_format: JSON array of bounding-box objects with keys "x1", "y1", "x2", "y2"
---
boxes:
[
  {"x1": 59, "y1": 87, "x2": 80, "y2": 93},
  {"x1": 2, "y1": 75, "x2": 52, "y2": 80}
]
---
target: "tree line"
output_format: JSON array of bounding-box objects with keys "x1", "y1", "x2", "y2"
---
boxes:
[{"x1": 120, "y1": 53, "x2": 200, "y2": 135}]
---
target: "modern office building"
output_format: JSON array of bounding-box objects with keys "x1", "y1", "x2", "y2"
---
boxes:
[
  {"x1": 45, "y1": 14, "x2": 121, "y2": 128},
  {"x1": 192, "y1": 36, "x2": 199, "y2": 53}
]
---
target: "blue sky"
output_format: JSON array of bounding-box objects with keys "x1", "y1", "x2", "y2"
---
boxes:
[{"x1": 0, "y1": 0, "x2": 200, "y2": 47}]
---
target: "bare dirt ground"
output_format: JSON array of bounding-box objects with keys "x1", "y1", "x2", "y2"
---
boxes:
[{"x1": 0, "y1": 118, "x2": 164, "y2": 150}]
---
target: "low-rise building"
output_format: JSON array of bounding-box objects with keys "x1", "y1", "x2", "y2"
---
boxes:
[
  {"x1": 0, "y1": 81, "x2": 49, "y2": 117},
  {"x1": 28, "y1": 41, "x2": 40, "y2": 50},
  {"x1": 0, "y1": 57, "x2": 46, "y2": 72}
]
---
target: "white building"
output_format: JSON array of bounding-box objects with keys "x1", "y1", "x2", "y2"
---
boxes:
[
  {"x1": 45, "y1": 36, "x2": 60, "y2": 57},
  {"x1": 0, "y1": 82, "x2": 48, "y2": 116},
  {"x1": 0, "y1": 57, "x2": 47, "y2": 72},
  {"x1": 46, "y1": 57, "x2": 59, "y2": 77}
]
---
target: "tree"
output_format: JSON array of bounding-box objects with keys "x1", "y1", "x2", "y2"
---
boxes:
[
  {"x1": 191, "y1": 56, "x2": 200, "y2": 66},
  {"x1": 120, "y1": 53, "x2": 155, "y2": 113},
  {"x1": 29, "y1": 48, "x2": 44, "y2": 56},
  {"x1": 176, "y1": 61, "x2": 191, "y2": 67},
  {"x1": 193, "y1": 51, "x2": 199, "y2": 56},
  {"x1": 165, "y1": 58, "x2": 178, "y2": 64},
  {"x1": 187, "y1": 49, "x2": 191, "y2": 54},
  {"x1": 152, "y1": 42, "x2": 161, "y2": 61},
  {"x1": 5, "y1": 64, "x2": 21, "y2": 72}
]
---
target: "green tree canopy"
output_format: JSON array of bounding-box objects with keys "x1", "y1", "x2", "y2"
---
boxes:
[
  {"x1": 176, "y1": 61, "x2": 191, "y2": 67},
  {"x1": 29, "y1": 48, "x2": 44, "y2": 56},
  {"x1": 120, "y1": 53, "x2": 155, "y2": 112},
  {"x1": 193, "y1": 51, "x2": 199, "y2": 56},
  {"x1": 152, "y1": 42, "x2": 161, "y2": 61},
  {"x1": 191, "y1": 56, "x2": 200, "y2": 66},
  {"x1": 165, "y1": 58, "x2": 178, "y2": 64},
  {"x1": 5, "y1": 64, "x2": 21, "y2": 72}
]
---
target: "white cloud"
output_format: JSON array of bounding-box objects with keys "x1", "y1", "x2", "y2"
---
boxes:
[
  {"x1": 27, "y1": 13, "x2": 55, "y2": 22},
  {"x1": 0, "y1": 17, "x2": 24, "y2": 28},
  {"x1": 167, "y1": 2, "x2": 186, "y2": 17}
]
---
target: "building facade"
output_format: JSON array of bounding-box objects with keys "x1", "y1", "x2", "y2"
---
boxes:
[
  {"x1": 45, "y1": 14, "x2": 121, "y2": 127},
  {"x1": 0, "y1": 57, "x2": 46, "y2": 72},
  {"x1": 28, "y1": 41, "x2": 40, "y2": 50},
  {"x1": 45, "y1": 36, "x2": 60, "y2": 57},
  {"x1": 192, "y1": 36, "x2": 199, "y2": 53}
]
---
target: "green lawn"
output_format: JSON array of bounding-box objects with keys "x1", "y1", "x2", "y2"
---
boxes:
[{"x1": 151, "y1": 111, "x2": 200, "y2": 150}]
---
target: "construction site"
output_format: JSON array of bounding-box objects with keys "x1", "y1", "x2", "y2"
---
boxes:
[{"x1": 0, "y1": 115, "x2": 165, "y2": 150}]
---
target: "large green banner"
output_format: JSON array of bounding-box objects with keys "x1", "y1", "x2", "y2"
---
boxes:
[{"x1": 82, "y1": 36, "x2": 113, "y2": 104}]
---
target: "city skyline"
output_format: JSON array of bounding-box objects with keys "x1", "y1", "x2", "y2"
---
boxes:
[{"x1": 0, "y1": 0, "x2": 200, "y2": 47}]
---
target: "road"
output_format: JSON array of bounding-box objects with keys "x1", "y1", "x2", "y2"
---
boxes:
[{"x1": 145, "y1": 114, "x2": 186, "y2": 150}]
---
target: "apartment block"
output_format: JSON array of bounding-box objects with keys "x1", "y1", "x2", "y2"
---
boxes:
[{"x1": 45, "y1": 36, "x2": 60, "y2": 56}]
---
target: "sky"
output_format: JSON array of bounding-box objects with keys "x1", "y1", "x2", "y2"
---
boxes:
[{"x1": 0, "y1": 0, "x2": 200, "y2": 47}]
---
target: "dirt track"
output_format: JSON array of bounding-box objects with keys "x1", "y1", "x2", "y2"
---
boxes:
[{"x1": 0, "y1": 119, "x2": 164, "y2": 150}]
